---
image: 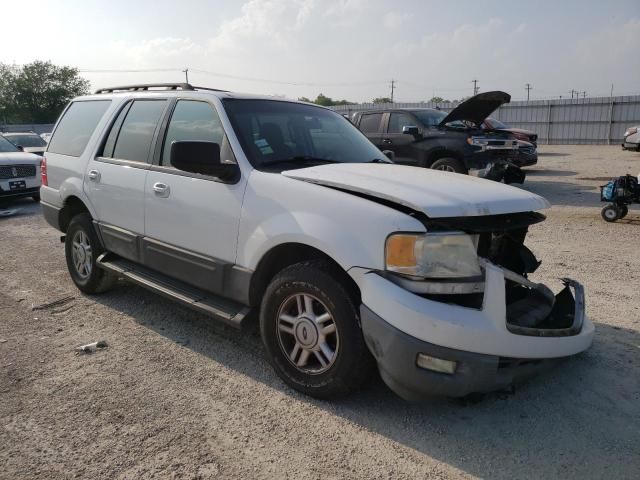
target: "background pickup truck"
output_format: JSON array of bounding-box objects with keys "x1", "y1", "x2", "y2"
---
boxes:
[{"x1": 351, "y1": 91, "x2": 524, "y2": 182}]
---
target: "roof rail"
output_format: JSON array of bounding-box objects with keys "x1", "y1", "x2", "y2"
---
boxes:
[
  {"x1": 94, "y1": 83, "x2": 230, "y2": 94},
  {"x1": 94, "y1": 83, "x2": 196, "y2": 94}
]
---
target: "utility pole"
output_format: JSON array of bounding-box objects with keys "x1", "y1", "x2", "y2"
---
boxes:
[
  {"x1": 182, "y1": 68, "x2": 189, "y2": 84},
  {"x1": 525, "y1": 83, "x2": 532, "y2": 101},
  {"x1": 472, "y1": 79, "x2": 479, "y2": 96},
  {"x1": 390, "y1": 79, "x2": 396, "y2": 103},
  {"x1": 582, "y1": 91, "x2": 586, "y2": 99}
]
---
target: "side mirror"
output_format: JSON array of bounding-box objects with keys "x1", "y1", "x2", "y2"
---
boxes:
[
  {"x1": 170, "y1": 141, "x2": 239, "y2": 182},
  {"x1": 16, "y1": 145, "x2": 24, "y2": 152},
  {"x1": 402, "y1": 125, "x2": 420, "y2": 137},
  {"x1": 382, "y1": 149, "x2": 395, "y2": 162}
]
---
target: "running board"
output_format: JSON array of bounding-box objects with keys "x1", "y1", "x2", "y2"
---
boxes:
[{"x1": 96, "y1": 254, "x2": 250, "y2": 329}]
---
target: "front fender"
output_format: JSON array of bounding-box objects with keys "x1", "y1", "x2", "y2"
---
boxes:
[{"x1": 237, "y1": 171, "x2": 425, "y2": 271}]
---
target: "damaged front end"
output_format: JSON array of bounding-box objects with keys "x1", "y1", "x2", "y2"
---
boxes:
[{"x1": 385, "y1": 211, "x2": 584, "y2": 338}]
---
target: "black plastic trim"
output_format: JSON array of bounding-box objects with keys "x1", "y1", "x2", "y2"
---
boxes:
[{"x1": 41, "y1": 201, "x2": 62, "y2": 231}]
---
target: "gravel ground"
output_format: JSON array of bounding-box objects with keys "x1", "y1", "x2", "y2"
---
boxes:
[{"x1": 1, "y1": 145, "x2": 639, "y2": 479}]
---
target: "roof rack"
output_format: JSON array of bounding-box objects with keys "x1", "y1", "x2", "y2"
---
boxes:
[{"x1": 95, "y1": 83, "x2": 228, "y2": 94}]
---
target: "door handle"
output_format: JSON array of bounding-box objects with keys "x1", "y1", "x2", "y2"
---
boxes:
[
  {"x1": 152, "y1": 182, "x2": 170, "y2": 198},
  {"x1": 382, "y1": 139, "x2": 392, "y2": 145},
  {"x1": 87, "y1": 170, "x2": 101, "y2": 182}
]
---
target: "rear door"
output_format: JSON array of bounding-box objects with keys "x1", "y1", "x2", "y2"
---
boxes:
[
  {"x1": 381, "y1": 111, "x2": 421, "y2": 164},
  {"x1": 143, "y1": 98, "x2": 246, "y2": 293},
  {"x1": 85, "y1": 98, "x2": 169, "y2": 261},
  {"x1": 356, "y1": 112, "x2": 384, "y2": 148}
]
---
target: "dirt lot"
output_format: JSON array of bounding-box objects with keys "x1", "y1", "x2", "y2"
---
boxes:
[{"x1": 1, "y1": 145, "x2": 639, "y2": 479}]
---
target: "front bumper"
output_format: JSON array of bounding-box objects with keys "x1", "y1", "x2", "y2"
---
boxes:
[
  {"x1": 354, "y1": 262, "x2": 594, "y2": 399},
  {"x1": 361, "y1": 305, "x2": 563, "y2": 399},
  {"x1": 0, "y1": 175, "x2": 40, "y2": 200}
]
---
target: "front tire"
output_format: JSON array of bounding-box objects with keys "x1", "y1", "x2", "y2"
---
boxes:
[
  {"x1": 65, "y1": 213, "x2": 117, "y2": 293},
  {"x1": 260, "y1": 260, "x2": 374, "y2": 399},
  {"x1": 430, "y1": 157, "x2": 467, "y2": 174}
]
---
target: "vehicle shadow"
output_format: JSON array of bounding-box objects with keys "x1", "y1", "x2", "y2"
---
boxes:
[
  {"x1": 525, "y1": 169, "x2": 577, "y2": 177},
  {"x1": 520, "y1": 179, "x2": 602, "y2": 207},
  {"x1": 90, "y1": 284, "x2": 640, "y2": 479},
  {"x1": 538, "y1": 152, "x2": 570, "y2": 157},
  {"x1": 0, "y1": 198, "x2": 41, "y2": 218}
]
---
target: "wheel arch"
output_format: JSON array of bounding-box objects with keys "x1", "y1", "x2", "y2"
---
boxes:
[
  {"x1": 424, "y1": 148, "x2": 465, "y2": 168},
  {"x1": 249, "y1": 242, "x2": 360, "y2": 308},
  {"x1": 59, "y1": 195, "x2": 92, "y2": 233}
]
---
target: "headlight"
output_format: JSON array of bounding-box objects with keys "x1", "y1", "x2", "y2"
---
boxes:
[{"x1": 385, "y1": 232, "x2": 481, "y2": 279}]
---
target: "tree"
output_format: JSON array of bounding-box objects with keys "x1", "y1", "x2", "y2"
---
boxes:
[
  {"x1": 428, "y1": 96, "x2": 445, "y2": 103},
  {"x1": 299, "y1": 93, "x2": 353, "y2": 106},
  {"x1": 372, "y1": 97, "x2": 392, "y2": 104},
  {"x1": 0, "y1": 61, "x2": 90, "y2": 124}
]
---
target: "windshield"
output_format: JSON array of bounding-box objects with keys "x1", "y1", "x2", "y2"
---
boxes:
[
  {"x1": 223, "y1": 99, "x2": 387, "y2": 170},
  {"x1": 0, "y1": 135, "x2": 20, "y2": 153},
  {"x1": 487, "y1": 118, "x2": 508, "y2": 129},
  {"x1": 410, "y1": 109, "x2": 447, "y2": 127},
  {"x1": 5, "y1": 134, "x2": 47, "y2": 147}
]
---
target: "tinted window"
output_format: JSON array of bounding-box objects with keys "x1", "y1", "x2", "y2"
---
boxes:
[
  {"x1": 5, "y1": 134, "x2": 47, "y2": 147},
  {"x1": 48, "y1": 100, "x2": 111, "y2": 157},
  {"x1": 410, "y1": 109, "x2": 447, "y2": 127},
  {"x1": 102, "y1": 103, "x2": 131, "y2": 158},
  {"x1": 111, "y1": 100, "x2": 167, "y2": 162},
  {"x1": 0, "y1": 136, "x2": 19, "y2": 153},
  {"x1": 388, "y1": 113, "x2": 417, "y2": 133},
  {"x1": 359, "y1": 113, "x2": 382, "y2": 133},
  {"x1": 161, "y1": 100, "x2": 225, "y2": 166},
  {"x1": 223, "y1": 99, "x2": 387, "y2": 170}
]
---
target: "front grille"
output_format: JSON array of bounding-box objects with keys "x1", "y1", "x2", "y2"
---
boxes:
[{"x1": 0, "y1": 165, "x2": 36, "y2": 179}]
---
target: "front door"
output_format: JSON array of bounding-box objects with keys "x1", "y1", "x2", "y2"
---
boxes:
[
  {"x1": 143, "y1": 99, "x2": 246, "y2": 293},
  {"x1": 381, "y1": 112, "x2": 420, "y2": 165}
]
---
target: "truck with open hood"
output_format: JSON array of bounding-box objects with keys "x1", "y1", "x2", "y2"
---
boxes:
[
  {"x1": 352, "y1": 91, "x2": 525, "y2": 183},
  {"x1": 40, "y1": 84, "x2": 593, "y2": 400}
]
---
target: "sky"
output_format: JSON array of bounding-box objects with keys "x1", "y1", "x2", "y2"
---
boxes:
[{"x1": 1, "y1": 0, "x2": 639, "y2": 103}]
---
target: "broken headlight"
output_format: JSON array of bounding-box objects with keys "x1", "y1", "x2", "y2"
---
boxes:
[{"x1": 385, "y1": 232, "x2": 482, "y2": 280}]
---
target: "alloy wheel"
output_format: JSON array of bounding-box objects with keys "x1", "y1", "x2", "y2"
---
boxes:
[{"x1": 71, "y1": 230, "x2": 93, "y2": 279}]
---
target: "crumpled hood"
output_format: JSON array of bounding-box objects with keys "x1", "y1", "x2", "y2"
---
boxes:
[
  {"x1": 440, "y1": 91, "x2": 511, "y2": 127},
  {"x1": 282, "y1": 163, "x2": 550, "y2": 218},
  {"x1": 0, "y1": 151, "x2": 42, "y2": 166}
]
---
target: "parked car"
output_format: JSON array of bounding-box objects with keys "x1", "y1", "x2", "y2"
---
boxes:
[
  {"x1": 622, "y1": 125, "x2": 640, "y2": 151},
  {"x1": 483, "y1": 117, "x2": 538, "y2": 147},
  {"x1": 41, "y1": 83, "x2": 593, "y2": 400},
  {"x1": 40, "y1": 132, "x2": 52, "y2": 144},
  {"x1": 0, "y1": 134, "x2": 41, "y2": 203},
  {"x1": 2, "y1": 132, "x2": 47, "y2": 156},
  {"x1": 351, "y1": 91, "x2": 524, "y2": 182}
]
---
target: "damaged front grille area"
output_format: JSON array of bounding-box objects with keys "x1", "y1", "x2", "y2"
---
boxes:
[{"x1": 421, "y1": 211, "x2": 584, "y2": 337}]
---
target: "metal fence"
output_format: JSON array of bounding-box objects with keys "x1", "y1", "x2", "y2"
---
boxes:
[{"x1": 330, "y1": 95, "x2": 640, "y2": 145}]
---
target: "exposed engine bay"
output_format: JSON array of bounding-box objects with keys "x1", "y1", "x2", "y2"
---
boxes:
[{"x1": 402, "y1": 212, "x2": 582, "y2": 336}]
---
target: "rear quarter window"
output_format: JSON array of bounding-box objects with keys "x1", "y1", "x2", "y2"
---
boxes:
[{"x1": 47, "y1": 100, "x2": 111, "y2": 157}]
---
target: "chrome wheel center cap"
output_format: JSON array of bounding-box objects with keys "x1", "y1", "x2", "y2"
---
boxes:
[{"x1": 294, "y1": 318, "x2": 318, "y2": 348}]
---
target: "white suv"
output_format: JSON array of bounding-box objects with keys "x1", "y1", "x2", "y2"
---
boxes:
[{"x1": 41, "y1": 84, "x2": 593, "y2": 400}]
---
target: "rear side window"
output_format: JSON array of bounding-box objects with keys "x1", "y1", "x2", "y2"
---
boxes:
[
  {"x1": 48, "y1": 100, "x2": 111, "y2": 157},
  {"x1": 359, "y1": 113, "x2": 382, "y2": 133},
  {"x1": 107, "y1": 100, "x2": 167, "y2": 163}
]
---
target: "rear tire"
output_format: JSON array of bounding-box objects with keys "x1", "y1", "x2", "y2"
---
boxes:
[
  {"x1": 430, "y1": 157, "x2": 467, "y2": 174},
  {"x1": 260, "y1": 260, "x2": 375, "y2": 399},
  {"x1": 65, "y1": 213, "x2": 117, "y2": 293},
  {"x1": 619, "y1": 205, "x2": 629, "y2": 218},
  {"x1": 601, "y1": 204, "x2": 620, "y2": 222}
]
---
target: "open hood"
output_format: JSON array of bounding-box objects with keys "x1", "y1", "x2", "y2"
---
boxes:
[
  {"x1": 282, "y1": 163, "x2": 549, "y2": 218},
  {"x1": 440, "y1": 91, "x2": 511, "y2": 127}
]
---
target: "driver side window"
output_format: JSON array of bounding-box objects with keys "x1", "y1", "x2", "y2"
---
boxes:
[
  {"x1": 161, "y1": 100, "x2": 229, "y2": 167},
  {"x1": 388, "y1": 113, "x2": 417, "y2": 134}
]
